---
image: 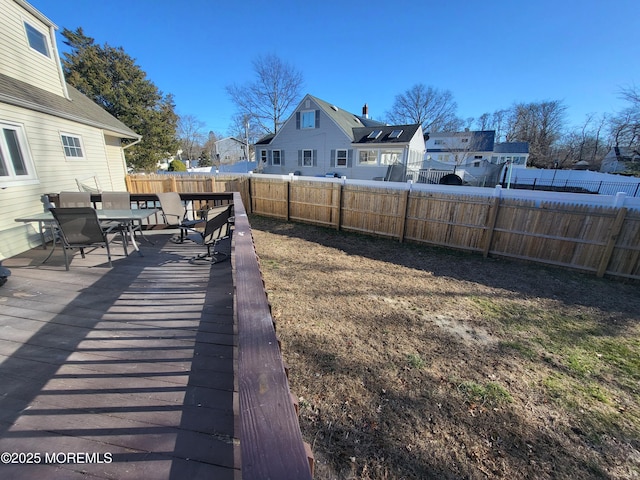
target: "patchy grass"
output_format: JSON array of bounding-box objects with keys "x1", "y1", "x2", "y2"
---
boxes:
[{"x1": 250, "y1": 215, "x2": 640, "y2": 480}]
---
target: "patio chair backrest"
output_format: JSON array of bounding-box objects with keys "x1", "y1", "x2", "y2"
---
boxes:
[
  {"x1": 156, "y1": 192, "x2": 187, "y2": 225},
  {"x1": 59, "y1": 191, "x2": 91, "y2": 207},
  {"x1": 101, "y1": 191, "x2": 131, "y2": 209},
  {"x1": 202, "y1": 206, "x2": 232, "y2": 245},
  {"x1": 50, "y1": 207, "x2": 107, "y2": 246}
]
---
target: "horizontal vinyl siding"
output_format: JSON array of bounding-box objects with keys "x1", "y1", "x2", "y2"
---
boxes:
[
  {"x1": 0, "y1": 103, "x2": 128, "y2": 258},
  {"x1": 0, "y1": 0, "x2": 65, "y2": 96}
]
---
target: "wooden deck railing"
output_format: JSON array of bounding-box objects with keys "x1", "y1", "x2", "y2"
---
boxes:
[
  {"x1": 232, "y1": 192, "x2": 313, "y2": 479},
  {"x1": 46, "y1": 190, "x2": 314, "y2": 478}
]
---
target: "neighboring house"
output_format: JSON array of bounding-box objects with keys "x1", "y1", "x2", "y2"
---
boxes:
[
  {"x1": 257, "y1": 94, "x2": 425, "y2": 181},
  {"x1": 0, "y1": 0, "x2": 140, "y2": 258},
  {"x1": 214, "y1": 137, "x2": 251, "y2": 167},
  {"x1": 421, "y1": 130, "x2": 529, "y2": 186},
  {"x1": 600, "y1": 146, "x2": 640, "y2": 174}
]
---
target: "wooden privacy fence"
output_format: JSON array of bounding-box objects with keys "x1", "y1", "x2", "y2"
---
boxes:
[
  {"x1": 250, "y1": 177, "x2": 640, "y2": 280},
  {"x1": 125, "y1": 173, "x2": 251, "y2": 211}
]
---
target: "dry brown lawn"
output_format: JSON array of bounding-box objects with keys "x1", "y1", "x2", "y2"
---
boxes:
[{"x1": 249, "y1": 215, "x2": 640, "y2": 480}]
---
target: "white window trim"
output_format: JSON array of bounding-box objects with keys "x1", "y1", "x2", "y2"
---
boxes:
[
  {"x1": 23, "y1": 20, "x2": 51, "y2": 58},
  {"x1": 0, "y1": 121, "x2": 39, "y2": 187},
  {"x1": 302, "y1": 149, "x2": 313, "y2": 167},
  {"x1": 300, "y1": 110, "x2": 315, "y2": 129},
  {"x1": 60, "y1": 132, "x2": 85, "y2": 160},
  {"x1": 260, "y1": 150, "x2": 268, "y2": 163},
  {"x1": 272, "y1": 149, "x2": 281, "y2": 165},
  {"x1": 335, "y1": 149, "x2": 348, "y2": 168},
  {"x1": 357, "y1": 149, "x2": 379, "y2": 167}
]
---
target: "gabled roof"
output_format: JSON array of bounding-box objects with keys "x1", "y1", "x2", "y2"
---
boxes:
[
  {"x1": 256, "y1": 94, "x2": 392, "y2": 146},
  {"x1": 0, "y1": 72, "x2": 140, "y2": 140},
  {"x1": 352, "y1": 124, "x2": 421, "y2": 145},
  {"x1": 494, "y1": 142, "x2": 529, "y2": 154},
  {"x1": 255, "y1": 133, "x2": 275, "y2": 145},
  {"x1": 427, "y1": 130, "x2": 495, "y2": 152}
]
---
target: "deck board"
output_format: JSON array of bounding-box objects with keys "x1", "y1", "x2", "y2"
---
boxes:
[{"x1": 0, "y1": 234, "x2": 239, "y2": 479}]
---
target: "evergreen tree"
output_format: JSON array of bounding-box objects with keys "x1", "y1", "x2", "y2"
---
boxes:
[{"x1": 61, "y1": 27, "x2": 179, "y2": 172}]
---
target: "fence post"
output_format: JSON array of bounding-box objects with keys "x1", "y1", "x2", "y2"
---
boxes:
[
  {"x1": 170, "y1": 176, "x2": 178, "y2": 192},
  {"x1": 286, "y1": 178, "x2": 291, "y2": 222},
  {"x1": 483, "y1": 185, "x2": 502, "y2": 258},
  {"x1": 333, "y1": 182, "x2": 342, "y2": 231},
  {"x1": 397, "y1": 186, "x2": 410, "y2": 242},
  {"x1": 250, "y1": 176, "x2": 256, "y2": 213},
  {"x1": 596, "y1": 206, "x2": 627, "y2": 277}
]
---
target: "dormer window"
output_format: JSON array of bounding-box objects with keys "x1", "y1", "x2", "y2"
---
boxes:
[{"x1": 24, "y1": 22, "x2": 50, "y2": 58}]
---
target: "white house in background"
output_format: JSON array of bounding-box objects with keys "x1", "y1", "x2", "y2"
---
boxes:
[
  {"x1": 257, "y1": 94, "x2": 425, "y2": 181},
  {"x1": 0, "y1": 0, "x2": 140, "y2": 259},
  {"x1": 214, "y1": 137, "x2": 251, "y2": 166},
  {"x1": 600, "y1": 146, "x2": 640, "y2": 174},
  {"x1": 421, "y1": 130, "x2": 529, "y2": 186}
]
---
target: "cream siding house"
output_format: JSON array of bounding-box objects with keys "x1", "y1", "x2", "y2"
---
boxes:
[{"x1": 0, "y1": 0, "x2": 140, "y2": 259}]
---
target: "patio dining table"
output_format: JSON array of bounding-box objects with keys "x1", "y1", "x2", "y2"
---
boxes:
[{"x1": 15, "y1": 208, "x2": 158, "y2": 257}]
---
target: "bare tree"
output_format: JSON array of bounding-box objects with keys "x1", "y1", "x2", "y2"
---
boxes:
[
  {"x1": 609, "y1": 85, "x2": 640, "y2": 149},
  {"x1": 226, "y1": 54, "x2": 304, "y2": 135},
  {"x1": 505, "y1": 100, "x2": 566, "y2": 167},
  {"x1": 177, "y1": 114, "x2": 206, "y2": 163},
  {"x1": 386, "y1": 84, "x2": 462, "y2": 133}
]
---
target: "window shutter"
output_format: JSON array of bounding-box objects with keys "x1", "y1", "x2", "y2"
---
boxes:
[
  {"x1": 298, "y1": 150, "x2": 302, "y2": 166},
  {"x1": 296, "y1": 112, "x2": 300, "y2": 129},
  {"x1": 347, "y1": 149, "x2": 353, "y2": 167},
  {"x1": 313, "y1": 150, "x2": 318, "y2": 167},
  {"x1": 281, "y1": 150, "x2": 285, "y2": 166},
  {"x1": 268, "y1": 150, "x2": 272, "y2": 164},
  {"x1": 330, "y1": 149, "x2": 335, "y2": 167},
  {"x1": 315, "y1": 110, "x2": 320, "y2": 128}
]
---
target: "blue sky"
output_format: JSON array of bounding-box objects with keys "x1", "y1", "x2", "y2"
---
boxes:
[{"x1": 29, "y1": 0, "x2": 640, "y2": 136}]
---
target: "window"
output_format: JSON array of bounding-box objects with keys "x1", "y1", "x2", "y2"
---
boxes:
[
  {"x1": 461, "y1": 138, "x2": 469, "y2": 143},
  {"x1": 336, "y1": 149, "x2": 347, "y2": 167},
  {"x1": 380, "y1": 149, "x2": 403, "y2": 165},
  {"x1": 61, "y1": 134, "x2": 84, "y2": 158},
  {"x1": 0, "y1": 122, "x2": 37, "y2": 186},
  {"x1": 302, "y1": 149, "x2": 313, "y2": 166},
  {"x1": 272, "y1": 150, "x2": 281, "y2": 166},
  {"x1": 389, "y1": 129, "x2": 403, "y2": 139},
  {"x1": 301, "y1": 111, "x2": 316, "y2": 128},
  {"x1": 473, "y1": 161, "x2": 480, "y2": 167},
  {"x1": 367, "y1": 130, "x2": 382, "y2": 140},
  {"x1": 24, "y1": 22, "x2": 50, "y2": 57},
  {"x1": 260, "y1": 150, "x2": 268, "y2": 163},
  {"x1": 358, "y1": 149, "x2": 377, "y2": 166},
  {"x1": 434, "y1": 139, "x2": 444, "y2": 145}
]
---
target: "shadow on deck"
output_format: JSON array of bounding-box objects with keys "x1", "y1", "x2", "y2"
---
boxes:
[{"x1": 0, "y1": 233, "x2": 240, "y2": 479}]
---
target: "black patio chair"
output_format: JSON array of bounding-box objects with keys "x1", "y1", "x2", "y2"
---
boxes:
[
  {"x1": 49, "y1": 207, "x2": 113, "y2": 270},
  {"x1": 187, "y1": 205, "x2": 233, "y2": 265},
  {"x1": 156, "y1": 192, "x2": 202, "y2": 243}
]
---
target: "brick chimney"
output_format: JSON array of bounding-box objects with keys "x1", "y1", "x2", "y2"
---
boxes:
[{"x1": 362, "y1": 103, "x2": 369, "y2": 119}]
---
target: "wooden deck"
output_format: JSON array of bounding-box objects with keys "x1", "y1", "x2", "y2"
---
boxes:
[{"x1": 0, "y1": 233, "x2": 240, "y2": 479}]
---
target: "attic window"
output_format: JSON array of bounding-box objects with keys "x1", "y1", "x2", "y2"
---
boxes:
[
  {"x1": 389, "y1": 129, "x2": 403, "y2": 139},
  {"x1": 367, "y1": 130, "x2": 382, "y2": 140},
  {"x1": 24, "y1": 22, "x2": 50, "y2": 58}
]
